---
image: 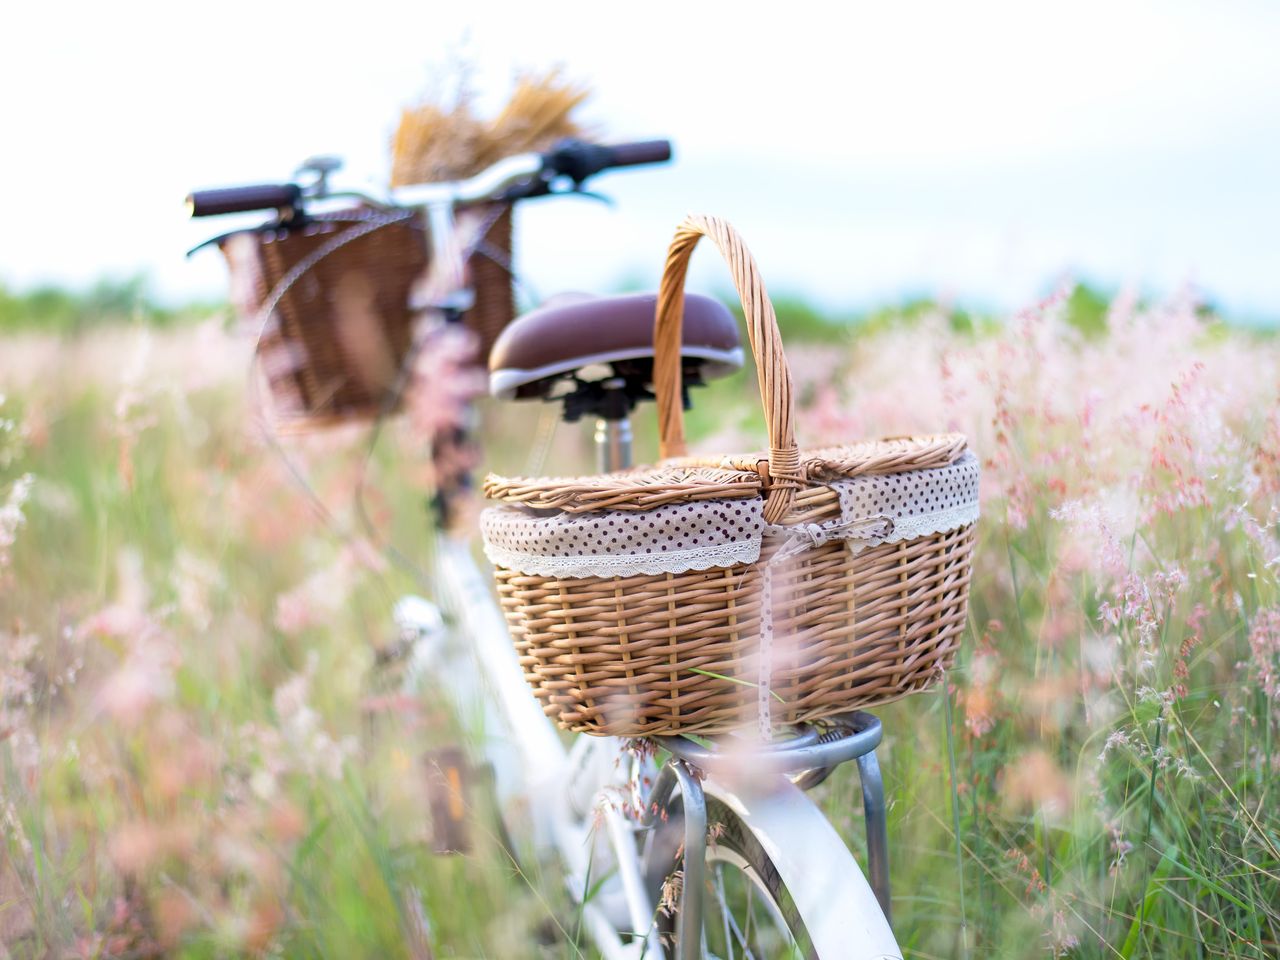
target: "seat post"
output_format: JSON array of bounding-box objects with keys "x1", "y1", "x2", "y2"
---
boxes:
[
  {"x1": 594, "y1": 416, "x2": 632, "y2": 473},
  {"x1": 591, "y1": 378, "x2": 633, "y2": 473}
]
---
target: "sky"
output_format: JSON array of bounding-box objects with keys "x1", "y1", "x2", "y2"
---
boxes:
[{"x1": 3, "y1": 1, "x2": 1279, "y2": 319}]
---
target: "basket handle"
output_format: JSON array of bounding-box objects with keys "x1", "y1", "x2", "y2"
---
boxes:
[{"x1": 654, "y1": 215, "x2": 802, "y2": 523}]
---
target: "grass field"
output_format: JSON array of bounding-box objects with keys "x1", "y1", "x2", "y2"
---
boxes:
[{"x1": 2, "y1": 289, "x2": 1278, "y2": 957}]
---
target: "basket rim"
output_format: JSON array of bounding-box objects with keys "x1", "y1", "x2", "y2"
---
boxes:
[{"x1": 483, "y1": 432, "x2": 969, "y2": 512}]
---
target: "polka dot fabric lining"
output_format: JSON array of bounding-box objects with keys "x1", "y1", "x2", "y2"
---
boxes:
[
  {"x1": 481, "y1": 451, "x2": 980, "y2": 578},
  {"x1": 482, "y1": 499, "x2": 767, "y2": 578},
  {"x1": 836, "y1": 450, "x2": 979, "y2": 544}
]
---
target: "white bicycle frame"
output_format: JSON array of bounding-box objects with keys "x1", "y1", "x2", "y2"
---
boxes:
[{"x1": 382, "y1": 158, "x2": 902, "y2": 960}]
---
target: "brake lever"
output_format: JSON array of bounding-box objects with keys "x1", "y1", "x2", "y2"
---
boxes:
[
  {"x1": 498, "y1": 169, "x2": 616, "y2": 207},
  {"x1": 542, "y1": 182, "x2": 613, "y2": 206},
  {"x1": 570, "y1": 187, "x2": 614, "y2": 207}
]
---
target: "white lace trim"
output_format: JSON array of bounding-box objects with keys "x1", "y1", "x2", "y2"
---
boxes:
[
  {"x1": 482, "y1": 538, "x2": 763, "y2": 580},
  {"x1": 864, "y1": 501, "x2": 980, "y2": 546}
]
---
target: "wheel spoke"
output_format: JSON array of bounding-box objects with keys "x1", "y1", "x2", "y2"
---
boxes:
[
  {"x1": 715, "y1": 865, "x2": 735, "y2": 960},
  {"x1": 708, "y1": 861, "x2": 762, "y2": 960}
]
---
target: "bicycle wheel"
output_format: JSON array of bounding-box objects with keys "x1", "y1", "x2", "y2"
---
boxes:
[{"x1": 647, "y1": 795, "x2": 817, "y2": 959}]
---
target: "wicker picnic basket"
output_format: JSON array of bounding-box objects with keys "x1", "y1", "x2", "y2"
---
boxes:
[
  {"x1": 218, "y1": 204, "x2": 515, "y2": 430},
  {"x1": 480, "y1": 215, "x2": 979, "y2": 738}
]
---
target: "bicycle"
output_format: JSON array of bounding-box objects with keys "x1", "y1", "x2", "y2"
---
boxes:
[{"x1": 189, "y1": 140, "x2": 904, "y2": 960}]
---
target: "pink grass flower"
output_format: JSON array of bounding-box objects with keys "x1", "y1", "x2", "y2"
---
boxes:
[
  {"x1": 1247, "y1": 608, "x2": 1280, "y2": 700},
  {"x1": 0, "y1": 473, "x2": 32, "y2": 571}
]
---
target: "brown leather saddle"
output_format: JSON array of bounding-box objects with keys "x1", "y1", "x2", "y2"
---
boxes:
[{"x1": 488, "y1": 292, "x2": 743, "y2": 405}]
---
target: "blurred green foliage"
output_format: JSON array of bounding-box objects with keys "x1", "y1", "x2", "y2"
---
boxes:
[
  {"x1": 731, "y1": 291, "x2": 989, "y2": 343},
  {"x1": 0, "y1": 277, "x2": 220, "y2": 335},
  {"x1": 1, "y1": 274, "x2": 1266, "y2": 345},
  {"x1": 1064, "y1": 283, "x2": 1111, "y2": 337}
]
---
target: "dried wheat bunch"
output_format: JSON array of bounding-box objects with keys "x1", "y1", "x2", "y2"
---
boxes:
[{"x1": 390, "y1": 68, "x2": 591, "y2": 187}]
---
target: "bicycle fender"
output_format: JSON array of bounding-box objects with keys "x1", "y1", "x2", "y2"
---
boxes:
[{"x1": 704, "y1": 775, "x2": 903, "y2": 960}]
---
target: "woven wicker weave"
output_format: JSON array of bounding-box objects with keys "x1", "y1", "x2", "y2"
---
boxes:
[
  {"x1": 483, "y1": 435, "x2": 968, "y2": 512},
  {"x1": 483, "y1": 215, "x2": 978, "y2": 737},
  {"x1": 220, "y1": 204, "x2": 515, "y2": 430}
]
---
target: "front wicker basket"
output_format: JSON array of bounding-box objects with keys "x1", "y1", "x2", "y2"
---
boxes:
[
  {"x1": 482, "y1": 215, "x2": 978, "y2": 738},
  {"x1": 219, "y1": 204, "x2": 515, "y2": 430}
]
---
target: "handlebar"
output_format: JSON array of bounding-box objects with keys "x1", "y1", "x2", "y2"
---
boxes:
[
  {"x1": 185, "y1": 138, "x2": 672, "y2": 219},
  {"x1": 605, "y1": 139, "x2": 672, "y2": 168},
  {"x1": 539, "y1": 139, "x2": 673, "y2": 187},
  {"x1": 187, "y1": 183, "x2": 302, "y2": 218}
]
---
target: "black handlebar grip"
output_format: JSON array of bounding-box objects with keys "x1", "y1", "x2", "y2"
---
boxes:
[
  {"x1": 186, "y1": 183, "x2": 302, "y2": 217},
  {"x1": 606, "y1": 140, "x2": 673, "y2": 167}
]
